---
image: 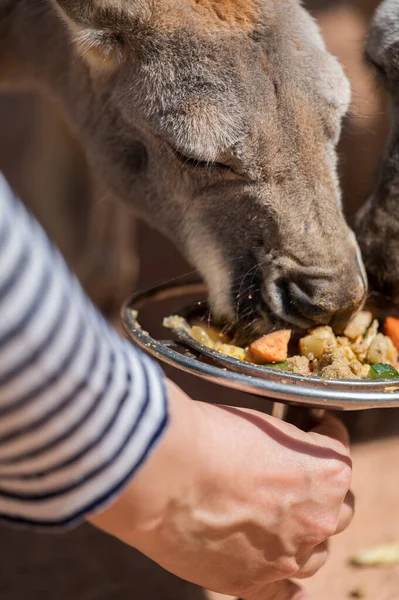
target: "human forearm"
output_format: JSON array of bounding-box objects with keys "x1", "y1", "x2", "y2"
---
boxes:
[{"x1": 0, "y1": 173, "x2": 168, "y2": 528}]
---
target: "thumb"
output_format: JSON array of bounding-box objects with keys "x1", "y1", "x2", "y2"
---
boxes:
[{"x1": 243, "y1": 579, "x2": 306, "y2": 600}]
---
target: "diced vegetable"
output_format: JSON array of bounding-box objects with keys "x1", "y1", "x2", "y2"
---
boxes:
[
  {"x1": 367, "y1": 363, "x2": 399, "y2": 380},
  {"x1": 263, "y1": 361, "x2": 288, "y2": 370},
  {"x1": 366, "y1": 333, "x2": 398, "y2": 365},
  {"x1": 359, "y1": 363, "x2": 371, "y2": 378},
  {"x1": 384, "y1": 316, "x2": 399, "y2": 351},
  {"x1": 352, "y1": 320, "x2": 380, "y2": 362},
  {"x1": 248, "y1": 330, "x2": 291, "y2": 364},
  {"x1": 363, "y1": 320, "x2": 379, "y2": 346},
  {"x1": 191, "y1": 326, "x2": 216, "y2": 349},
  {"x1": 339, "y1": 344, "x2": 357, "y2": 362},
  {"x1": 166, "y1": 299, "x2": 399, "y2": 381},
  {"x1": 299, "y1": 326, "x2": 337, "y2": 359},
  {"x1": 191, "y1": 324, "x2": 228, "y2": 349},
  {"x1": 344, "y1": 311, "x2": 373, "y2": 340},
  {"x1": 214, "y1": 343, "x2": 246, "y2": 361}
]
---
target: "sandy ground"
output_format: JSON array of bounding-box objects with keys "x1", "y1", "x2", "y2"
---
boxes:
[{"x1": 210, "y1": 436, "x2": 399, "y2": 600}]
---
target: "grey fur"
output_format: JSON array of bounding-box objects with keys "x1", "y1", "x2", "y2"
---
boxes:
[{"x1": 0, "y1": 0, "x2": 367, "y2": 332}]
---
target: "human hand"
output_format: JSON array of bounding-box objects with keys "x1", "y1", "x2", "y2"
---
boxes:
[{"x1": 90, "y1": 380, "x2": 354, "y2": 599}]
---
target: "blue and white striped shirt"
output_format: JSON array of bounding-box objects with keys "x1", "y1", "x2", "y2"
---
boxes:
[{"x1": 0, "y1": 173, "x2": 168, "y2": 529}]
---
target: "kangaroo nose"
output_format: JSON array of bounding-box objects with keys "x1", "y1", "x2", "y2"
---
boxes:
[{"x1": 286, "y1": 279, "x2": 366, "y2": 332}]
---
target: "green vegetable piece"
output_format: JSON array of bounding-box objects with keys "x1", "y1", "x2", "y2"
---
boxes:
[
  {"x1": 264, "y1": 361, "x2": 288, "y2": 371},
  {"x1": 367, "y1": 363, "x2": 399, "y2": 380}
]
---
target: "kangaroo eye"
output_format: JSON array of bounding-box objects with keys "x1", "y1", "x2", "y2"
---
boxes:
[{"x1": 171, "y1": 148, "x2": 234, "y2": 173}]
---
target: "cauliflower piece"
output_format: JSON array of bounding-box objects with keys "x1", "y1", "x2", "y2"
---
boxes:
[
  {"x1": 351, "y1": 319, "x2": 379, "y2": 362},
  {"x1": 299, "y1": 326, "x2": 337, "y2": 359},
  {"x1": 344, "y1": 311, "x2": 373, "y2": 340},
  {"x1": 364, "y1": 319, "x2": 379, "y2": 345},
  {"x1": 366, "y1": 333, "x2": 399, "y2": 365},
  {"x1": 339, "y1": 344, "x2": 357, "y2": 362}
]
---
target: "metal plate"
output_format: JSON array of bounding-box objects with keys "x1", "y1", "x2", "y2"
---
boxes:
[{"x1": 121, "y1": 278, "x2": 399, "y2": 411}]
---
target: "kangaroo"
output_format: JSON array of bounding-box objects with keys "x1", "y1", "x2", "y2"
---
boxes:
[
  {"x1": 0, "y1": 0, "x2": 367, "y2": 336},
  {"x1": 356, "y1": 0, "x2": 399, "y2": 302}
]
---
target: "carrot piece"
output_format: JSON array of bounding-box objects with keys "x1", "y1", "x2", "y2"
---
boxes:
[
  {"x1": 384, "y1": 317, "x2": 399, "y2": 351},
  {"x1": 248, "y1": 330, "x2": 291, "y2": 364}
]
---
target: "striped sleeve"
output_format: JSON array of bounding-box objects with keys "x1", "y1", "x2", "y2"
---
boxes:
[{"x1": 0, "y1": 173, "x2": 168, "y2": 530}]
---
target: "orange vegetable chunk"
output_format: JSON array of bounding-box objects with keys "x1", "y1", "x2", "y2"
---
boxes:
[
  {"x1": 249, "y1": 330, "x2": 291, "y2": 364},
  {"x1": 385, "y1": 317, "x2": 399, "y2": 351}
]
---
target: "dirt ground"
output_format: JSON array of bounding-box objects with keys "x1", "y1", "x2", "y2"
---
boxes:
[
  {"x1": 210, "y1": 435, "x2": 399, "y2": 600},
  {"x1": 306, "y1": 436, "x2": 399, "y2": 600}
]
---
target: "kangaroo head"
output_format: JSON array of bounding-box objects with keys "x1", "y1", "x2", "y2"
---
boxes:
[
  {"x1": 356, "y1": 0, "x2": 399, "y2": 302},
  {"x1": 54, "y1": 0, "x2": 366, "y2": 334}
]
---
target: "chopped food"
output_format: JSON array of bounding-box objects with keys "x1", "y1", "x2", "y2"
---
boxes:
[
  {"x1": 350, "y1": 320, "x2": 379, "y2": 362},
  {"x1": 350, "y1": 541, "x2": 399, "y2": 567},
  {"x1": 191, "y1": 324, "x2": 228, "y2": 348},
  {"x1": 164, "y1": 309, "x2": 399, "y2": 380},
  {"x1": 344, "y1": 311, "x2": 373, "y2": 340},
  {"x1": 314, "y1": 347, "x2": 363, "y2": 380},
  {"x1": 366, "y1": 333, "x2": 398, "y2": 365},
  {"x1": 367, "y1": 363, "x2": 399, "y2": 380},
  {"x1": 248, "y1": 330, "x2": 291, "y2": 364},
  {"x1": 299, "y1": 326, "x2": 337, "y2": 359},
  {"x1": 264, "y1": 361, "x2": 288, "y2": 370},
  {"x1": 190, "y1": 325, "x2": 244, "y2": 359},
  {"x1": 191, "y1": 325, "x2": 217, "y2": 348},
  {"x1": 163, "y1": 315, "x2": 190, "y2": 333},
  {"x1": 384, "y1": 316, "x2": 399, "y2": 350},
  {"x1": 214, "y1": 343, "x2": 246, "y2": 361},
  {"x1": 286, "y1": 355, "x2": 312, "y2": 376}
]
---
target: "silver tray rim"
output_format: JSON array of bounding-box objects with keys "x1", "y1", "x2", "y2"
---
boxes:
[{"x1": 121, "y1": 279, "x2": 399, "y2": 411}]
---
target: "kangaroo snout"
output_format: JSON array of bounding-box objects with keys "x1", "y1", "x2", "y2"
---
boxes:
[
  {"x1": 274, "y1": 271, "x2": 367, "y2": 332},
  {"x1": 210, "y1": 231, "x2": 368, "y2": 342},
  {"x1": 261, "y1": 254, "x2": 367, "y2": 332},
  {"x1": 218, "y1": 221, "x2": 368, "y2": 338}
]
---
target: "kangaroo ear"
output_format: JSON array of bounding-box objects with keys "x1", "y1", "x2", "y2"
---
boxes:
[{"x1": 53, "y1": 1, "x2": 127, "y2": 70}]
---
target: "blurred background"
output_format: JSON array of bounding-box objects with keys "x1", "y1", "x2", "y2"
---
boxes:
[{"x1": 0, "y1": 1, "x2": 395, "y2": 599}]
